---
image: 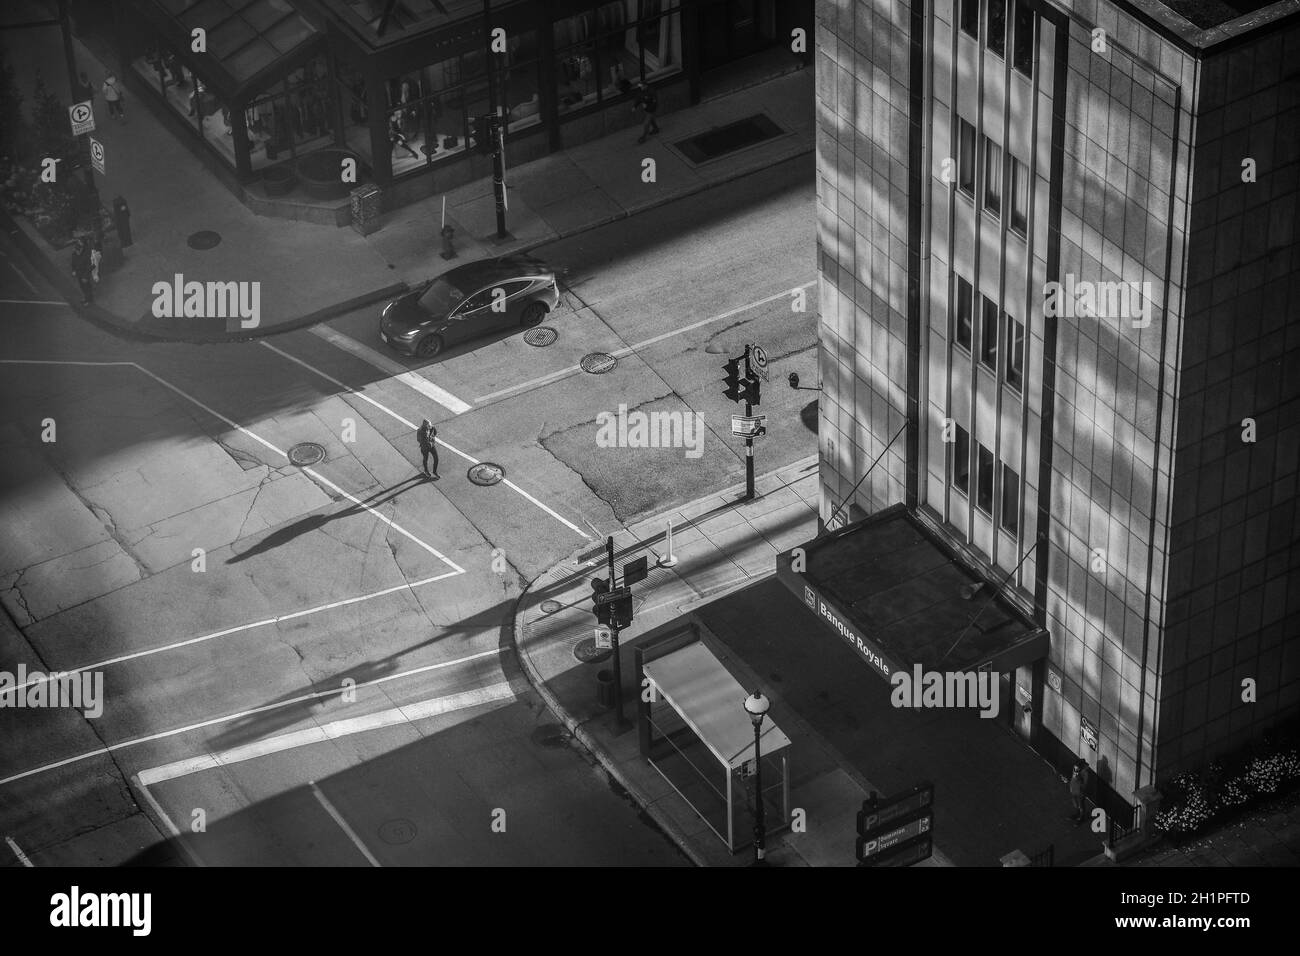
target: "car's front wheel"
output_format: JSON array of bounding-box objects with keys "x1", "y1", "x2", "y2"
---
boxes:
[
  {"x1": 520, "y1": 302, "x2": 548, "y2": 327},
  {"x1": 416, "y1": 333, "x2": 444, "y2": 358}
]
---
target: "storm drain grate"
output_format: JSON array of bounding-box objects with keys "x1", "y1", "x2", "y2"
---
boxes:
[
  {"x1": 523, "y1": 325, "x2": 558, "y2": 347},
  {"x1": 287, "y1": 442, "x2": 325, "y2": 466},
  {"x1": 580, "y1": 352, "x2": 617, "y2": 374},
  {"x1": 468, "y1": 462, "x2": 506, "y2": 486},
  {"x1": 674, "y1": 114, "x2": 784, "y2": 165},
  {"x1": 187, "y1": 230, "x2": 222, "y2": 250},
  {"x1": 540, "y1": 600, "x2": 563, "y2": 614},
  {"x1": 377, "y1": 820, "x2": 417, "y2": 845}
]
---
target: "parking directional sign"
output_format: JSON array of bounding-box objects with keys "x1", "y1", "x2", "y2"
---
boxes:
[
  {"x1": 89, "y1": 137, "x2": 105, "y2": 175},
  {"x1": 751, "y1": 345, "x2": 768, "y2": 370},
  {"x1": 69, "y1": 101, "x2": 95, "y2": 136}
]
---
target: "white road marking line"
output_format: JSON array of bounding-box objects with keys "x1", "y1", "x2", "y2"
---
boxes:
[
  {"x1": 310, "y1": 782, "x2": 381, "y2": 867},
  {"x1": 9, "y1": 571, "x2": 463, "y2": 693},
  {"x1": 309, "y1": 325, "x2": 472, "y2": 414},
  {"x1": 260, "y1": 340, "x2": 591, "y2": 540},
  {"x1": 3, "y1": 255, "x2": 39, "y2": 294},
  {"x1": 131, "y1": 775, "x2": 206, "y2": 867},
  {"x1": 0, "y1": 299, "x2": 68, "y2": 306},
  {"x1": 5, "y1": 836, "x2": 33, "y2": 867},
  {"x1": 474, "y1": 280, "x2": 818, "y2": 403},
  {"x1": 139, "y1": 682, "x2": 516, "y2": 785},
  {"x1": 0, "y1": 648, "x2": 507, "y2": 788}
]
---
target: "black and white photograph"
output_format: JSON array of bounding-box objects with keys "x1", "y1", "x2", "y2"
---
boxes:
[{"x1": 0, "y1": 0, "x2": 1296, "y2": 934}]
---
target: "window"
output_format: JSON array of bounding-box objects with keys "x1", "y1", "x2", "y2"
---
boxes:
[
  {"x1": 980, "y1": 296, "x2": 999, "y2": 370},
  {"x1": 953, "y1": 424, "x2": 970, "y2": 495},
  {"x1": 454, "y1": 288, "x2": 496, "y2": 315},
  {"x1": 1000, "y1": 463, "x2": 1021, "y2": 534},
  {"x1": 958, "y1": 119, "x2": 976, "y2": 196},
  {"x1": 976, "y1": 444, "x2": 995, "y2": 514},
  {"x1": 554, "y1": 2, "x2": 681, "y2": 116},
  {"x1": 987, "y1": 0, "x2": 1006, "y2": 57},
  {"x1": 984, "y1": 138, "x2": 1002, "y2": 216},
  {"x1": 1013, "y1": 0, "x2": 1036, "y2": 77},
  {"x1": 960, "y1": 0, "x2": 980, "y2": 38},
  {"x1": 1009, "y1": 156, "x2": 1029, "y2": 234},
  {"x1": 955, "y1": 275, "x2": 973, "y2": 350},
  {"x1": 1005, "y1": 314, "x2": 1024, "y2": 390}
]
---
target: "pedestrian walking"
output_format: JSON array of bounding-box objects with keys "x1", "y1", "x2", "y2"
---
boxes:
[
  {"x1": 390, "y1": 112, "x2": 419, "y2": 160},
  {"x1": 89, "y1": 225, "x2": 103, "y2": 285},
  {"x1": 417, "y1": 419, "x2": 439, "y2": 479},
  {"x1": 102, "y1": 73, "x2": 125, "y2": 119},
  {"x1": 71, "y1": 238, "x2": 94, "y2": 305},
  {"x1": 631, "y1": 80, "x2": 659, "y2": 144},
  {"x1": 1067, "y1": 758, "x2": 1091, "y2": 823}
]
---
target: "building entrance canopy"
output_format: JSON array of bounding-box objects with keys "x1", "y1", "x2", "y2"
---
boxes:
[{"x1": 776, "y1": 504, "x2": 1048, "y2": 681}]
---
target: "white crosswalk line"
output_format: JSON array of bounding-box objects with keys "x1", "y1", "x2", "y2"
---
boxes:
[{"x1": 310, "y1": 324, "x2": 472, "y2": 414}]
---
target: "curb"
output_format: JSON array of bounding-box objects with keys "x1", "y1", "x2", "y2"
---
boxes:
[{"x1": 508, "y1": 570, "x2": 709, "y2": 868}]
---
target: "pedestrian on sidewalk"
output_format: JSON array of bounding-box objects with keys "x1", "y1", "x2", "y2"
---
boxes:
[
  {"x1": 1068, "y1": 758, "x2": 1091, "y2": 823},
  {"x1": 89, "y1": 222, "x2": 103, "y2": 285},
  {"x1": 102, "y1": 74, "x2": 125, "y2": 119},
  {"x1": 630, "y1": 80, "x2": 659, "y2": 144},
  {"x1": 70, "y1": 238, "x2": 94, "y2": 306},
  {"x1": 417, "y1": 419, "x2": 439, "y2": 479}
]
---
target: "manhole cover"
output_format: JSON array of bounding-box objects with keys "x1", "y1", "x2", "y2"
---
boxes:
[
  {"x1": 287, "y1": 442, "x2": 326, "y2": 466},
  {"x1": 467, "y1": 462, "x2": 505, "y2": 486},
  {"x1": 573, "y1": 637, "x2": 612, "y2": 664},
  {"x1": 580, "y1": 352, "x2": 617, "y2": 374},
  {"x1": 187, "y1": 230, "x2": 222, "y2": 250},
  {"x1": 540, "y1": 600, "x2": 563, "y2": 614},
  {"x1": 523, "y1": 326, "x2": 558, "y2": 347},
  {"x1": 377, "y1": 819, "x2": 417, "y2": 845}
]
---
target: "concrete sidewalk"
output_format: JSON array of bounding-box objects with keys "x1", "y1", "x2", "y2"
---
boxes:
[{"x1": 8, "y1": 26, "x2": 812, "y2": 342}]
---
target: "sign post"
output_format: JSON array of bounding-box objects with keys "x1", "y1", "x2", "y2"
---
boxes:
[
  {"x1": 88, "y1": 137, "x2": 105, "y2": 175},
  {"x1": 68, "y1": 101, "x2": 95, "y2": 135},
  {"x1": 855, "y1": 783, "x2": 936, "y2": 866}
]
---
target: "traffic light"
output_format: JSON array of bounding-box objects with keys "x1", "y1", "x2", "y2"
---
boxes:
[
  {"x1": 745, "y1": 373, "x2": 760, "y2": 407},
  {"x1": 610, "y1": 590, "x2": 633, "y2": 629},
  {"x1": 723, "y1": 357, "x2": 744, "y2": 402},
  {"x1": 474, "y1": 115, "x2": 496, "y2": 155},
  {"x1": 591, "y1": 576, "x2": 611, "y2": 626}
]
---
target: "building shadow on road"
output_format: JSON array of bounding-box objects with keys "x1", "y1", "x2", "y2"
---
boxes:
[{"x1": 225, "y1": 475, "x2": 427, "y2": 564}]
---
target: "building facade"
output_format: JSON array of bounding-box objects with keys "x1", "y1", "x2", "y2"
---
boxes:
[
  {"x1": 96, "y1": 0, "x2": 811, "y2": 209},
  {"x1": 812, "y1": 0, "x2": 1299, "y2": 806}
]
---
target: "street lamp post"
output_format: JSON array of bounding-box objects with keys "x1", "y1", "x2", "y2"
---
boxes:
[{"x1": 744, "y1": 689, "x2": 770, "y2": 865}]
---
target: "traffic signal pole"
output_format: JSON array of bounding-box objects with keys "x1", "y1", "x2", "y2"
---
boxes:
[
  {"x1": 606, "y1": 535, "x2": 628, "y2": 728},
  {"x1": 743, "y1": 344, "x2": 755, "y2": 500},
  {"x1": 482, "y1": 0, "x2": 507, "y2": 240}
]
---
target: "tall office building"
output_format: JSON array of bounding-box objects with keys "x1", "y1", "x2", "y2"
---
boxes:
[{"x1": 799, "y1": 0, "x2": 1299, "y2": 808}]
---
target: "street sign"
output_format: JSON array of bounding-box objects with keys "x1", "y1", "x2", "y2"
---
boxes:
[
  {"x1": 594, "y1": 585, "x2": 630, "y2": 607},
  {"x1": 731, "y1": 414, "x2": 767, "y2": 437},
  {"x1": 88, "y1": 137, "x2": 105, "y2": 175},
  {"x1": 623, "y1": 555, "x2": 649, "y2": 586},
  {"x1": 856, "y1": 781, "x2": 934, "y2": 834},
  {"x1": 594, "y1": 626, "x2": 612, "y2": 649},
  {"x1": 858, "y1": 833, "x2": 933, "y2": 868},
  {"x1": 751, "y1": 345, "x2": 768, "y2": 370},
  {"x1": 69, "y1": 101, "x2": 95, "y2": 136},
  {"x1": 856, "y1": 808, "x2": 932, "y2": 862}
]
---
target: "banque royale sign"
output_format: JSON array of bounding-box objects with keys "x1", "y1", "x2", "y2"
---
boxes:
[{"x1": 803, "y1": 582, "x2": 893, "y2": 680}]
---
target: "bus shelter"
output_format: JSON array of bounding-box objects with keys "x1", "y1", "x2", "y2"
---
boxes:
[{"x1": 637, "y1": 633, "x2": 791, "y2": 853}]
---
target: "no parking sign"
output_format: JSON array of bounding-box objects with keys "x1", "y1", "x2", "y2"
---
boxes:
[
  {"x1": 68, "y1": 100, "x2": 95, "y2": 135},
  {"x1": 89, "y1": 137, "x2": 105, "y2": 175}
]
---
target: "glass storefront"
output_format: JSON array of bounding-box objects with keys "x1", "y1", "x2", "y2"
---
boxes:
[{"x1": 554, "y1": 0, "x2": 681, "y2": 115}]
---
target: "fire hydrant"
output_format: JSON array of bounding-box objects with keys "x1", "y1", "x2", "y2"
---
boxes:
[{"x1": 440, "y1": 224, "x2": 456, "y2": 260}]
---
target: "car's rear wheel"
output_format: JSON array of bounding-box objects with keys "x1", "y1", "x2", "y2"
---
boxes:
[
  {"x1": 520, "y1": 302, "x2": 548, "y2": 327},
  {"x1": 416, "y1": 333, "x2": 444, "y2": 358}
]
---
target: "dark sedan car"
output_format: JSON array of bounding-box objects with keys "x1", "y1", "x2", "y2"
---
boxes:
[{"x1": 379, "y1": 255, "x2": 561, "y2": 358}]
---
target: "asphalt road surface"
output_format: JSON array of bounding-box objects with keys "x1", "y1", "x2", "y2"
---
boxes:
[{"x1": 0, "y1": 154, "x2": 815, "y2": 866}]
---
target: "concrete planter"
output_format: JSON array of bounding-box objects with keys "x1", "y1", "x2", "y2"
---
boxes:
[{"x1": 262, "y1": 165, "x2": 297, "y2": 197}]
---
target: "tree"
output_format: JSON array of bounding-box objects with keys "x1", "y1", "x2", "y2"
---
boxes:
[
  {"x1": 30, "y1": 70, "x2": 75, "y2": 163},
  {"x1": 0, "y1": 45, "x2": 28, "y2": 162}
]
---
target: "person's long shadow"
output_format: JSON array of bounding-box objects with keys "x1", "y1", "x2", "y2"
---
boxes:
[{"x1": 226, "y1": 475, "x2": 427, "y2": 565}]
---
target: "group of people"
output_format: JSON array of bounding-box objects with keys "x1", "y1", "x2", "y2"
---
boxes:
[
  {"x1": 69, "y1": 228, "x2": 103, "y2": 307},
  {"x1": 74, "y1": 70, "x2": 125, "y2": 119}
]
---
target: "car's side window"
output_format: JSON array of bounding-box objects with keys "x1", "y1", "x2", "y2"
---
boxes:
[{"x1": 452, "y1": 288, "x2": 495, "y2": 316}]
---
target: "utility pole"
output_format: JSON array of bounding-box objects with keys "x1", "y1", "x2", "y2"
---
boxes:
[
  {"x1": 57, "y1": 0, "x2": 99, "y2": 220},
  {"x1": 606, "y1": 535, "x2": 628, "y2": 728},
  {"x1": 743, "y1": 344, "x2": 755, "y2": 500},
  {"x1": 482, "y1": 0, "x2": 507, "y2": 239}
]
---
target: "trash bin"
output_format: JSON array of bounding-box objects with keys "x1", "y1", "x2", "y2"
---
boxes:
[
  {"x1": 112, "y1": 196, "x2": 132, "y2": 247},
  {"x1": 596, "y1": 669, "x2": 615, "y2": 709}
]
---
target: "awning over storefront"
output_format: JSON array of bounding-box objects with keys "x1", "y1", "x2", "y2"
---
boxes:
[
  {"x1": 319, "y1": 0, "x2": 483, "y2": 48},
  {"x1": 139, "y1": 0, "x2": 322, "y2": 99},
  {"x1": 643, "y1": 641, "x2": 791, "y2": 769},
  {"x1": 776, "y1": 504, "x2": 1048, "y2": 682}
]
